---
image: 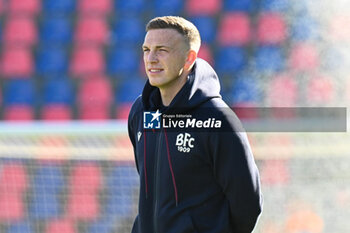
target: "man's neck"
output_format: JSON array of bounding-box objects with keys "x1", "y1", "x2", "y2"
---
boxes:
[{"x1": 159, "y1": 73, "x2": 188, "y2": 106}]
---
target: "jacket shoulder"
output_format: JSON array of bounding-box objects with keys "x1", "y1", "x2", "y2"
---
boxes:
[
  {"x1": 202, "y1": 97, "x2": 245, "y2": 133},
  {"x1": 204, "y1": 97, "x2": 230, "y2": 109},
  {"x1": 128, "y1": 95, "x2": 143, "y2": 122}
]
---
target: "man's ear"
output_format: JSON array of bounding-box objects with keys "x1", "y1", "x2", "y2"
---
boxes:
[{"x1": 184, "y1": 50, "x2": 197, "y2": 71}]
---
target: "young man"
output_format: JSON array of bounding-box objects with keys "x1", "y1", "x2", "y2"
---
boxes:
[{"x1": 128, "y1": 16, "x2": 262, "y2": 233}]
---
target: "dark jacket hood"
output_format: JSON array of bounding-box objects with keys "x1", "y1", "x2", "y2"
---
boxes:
[{"x1": 141, "y1": 58, "x2": 221, "y2": 114}]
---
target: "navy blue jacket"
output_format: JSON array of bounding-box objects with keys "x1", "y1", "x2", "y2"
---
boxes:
[{"x1": 128, "y1": 59, "x2": 262, "y2": 233}]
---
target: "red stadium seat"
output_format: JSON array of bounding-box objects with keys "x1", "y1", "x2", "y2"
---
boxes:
[
  {"x1": 74, "y1": 16, "x2": 109, "y2": 45},
  {"x1": 261, "y1": 159, "x2": 290, "y2": 185},
  {"x1": 1, "y1": 46, "x2": 34, "y2": 77},
  {"x1": 0, "y1": 194, "x2": 24, "y2": 221},
  {"x1": 0, "y1": 163, "x2": 27, "y2": 222},
  {"x1": 45, "y1": 219, "x2": 76, "y2": 233},
  {"x1": 306, "y1": 73, "x2": 335, "y2": 105},
  {"x1": 115, "y1": 103, "x2": 133, "y2": 120},
  {"x1": 8, "y1": 0, "x2": 41, "y2": 15},
  {"x1": 267, "y1": 73, "x2": 298, "y2": 106},
  {"x1": 0, "y1": 0, "x2": 4, "y2": 15},
  {"x1": 217, "y1": 12, "x2": 251, "y2": 46},
  {"x1": 185, "y1": 0, "x2": 221, "y2": 16},
  {"x1": 67, "y1": 164, "x2": 101, "y2": 220},
  {"x1": 78, "y1": 0, "x2": 112, "y2": 15},
  {"x1": 3, "y1": 16, "x2": 38, "y2": 46},
  {"x1": 0, "y1": 163, "x2": 28, "y2": 193},
  {"x1": 70, "y1": 46, "x2": 105, "y2": 77},
  {"x1": 78, "y1": 76, "x2": 112, "y2": 120},
  {"x1": 79, "y1": 105, "x2": 111, "y2": 120},
  {"x1": 67, "y1": 193, "x2": 99, "y2": 220},
  {"x1": 231, "y1": 102, "x2": 259, "y2": 120},
  {"x1": 288, "y1": 43, "x2": 319, "y2": 72},
  {"x1": 257, "y1": 13, "x2": 287, "y2": 45},
  {"x1": 41, "y1": 104, "x2": 72, "y2": 121},
  {"x1": 78, "y1": 76, "x2": 112, "y2": 107},
  {"x1": 3, "y1": 105, "x2": 34, "y2": 121},
  {"x1": 197, "y1": 43, "x2": 214, "y2": 67},
  {"x1": 69, "y1": 163, "x2": 102, "y2": 193}
]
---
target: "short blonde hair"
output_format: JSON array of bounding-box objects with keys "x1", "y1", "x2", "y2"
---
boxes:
[{"x1": 146, "y1": 16, "x2": 201, "y2": 53}]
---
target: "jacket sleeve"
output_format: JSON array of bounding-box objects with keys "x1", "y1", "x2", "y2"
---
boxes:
[
  {"x1": 127, "y1": 97, "x2": 142, "y2": 233},
  {"x1": 127, "y1": 100, "x2": 140, "y2": 174},
  {"x1": 209, "y1": 130, "x2": 263, "y2": 233}
]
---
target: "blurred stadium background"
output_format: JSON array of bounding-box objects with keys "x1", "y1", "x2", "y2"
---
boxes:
[{"x1": 0, "y1": 0, "x2": 349, "y2": 232}]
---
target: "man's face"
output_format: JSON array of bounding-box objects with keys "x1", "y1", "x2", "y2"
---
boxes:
[{"x1": 142, "y1": 29, "x2": 189, "y2": 89}]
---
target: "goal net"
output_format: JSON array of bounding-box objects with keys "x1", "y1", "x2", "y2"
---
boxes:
[
  {"x1": 0, "y1": 120, "x2": 349, "y2": 233},
  {"x1": 0, "y1": 121, "x2": 138, "y2": 233}
]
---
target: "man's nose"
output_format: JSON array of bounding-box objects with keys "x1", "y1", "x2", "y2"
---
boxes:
[{"x1": 146, "y1": 51, "x2": 158, "y2": 63}]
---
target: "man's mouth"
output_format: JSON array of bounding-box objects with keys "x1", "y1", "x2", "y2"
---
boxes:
[{"x1": 148, "y1": 68, "x2": 164, "y2": 73}]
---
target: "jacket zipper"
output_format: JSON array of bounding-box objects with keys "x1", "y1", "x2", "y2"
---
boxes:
[{"x1": 153, "y1": 130, "x2": 163, "y2": 233}]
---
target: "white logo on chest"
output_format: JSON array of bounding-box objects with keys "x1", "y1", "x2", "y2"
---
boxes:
[
  {"x1": 137, "y1": 131, "x2": 142, "y2": 142},
  {"x1": 175, "y1": 133, "x2": 195, "y2": 153}
]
